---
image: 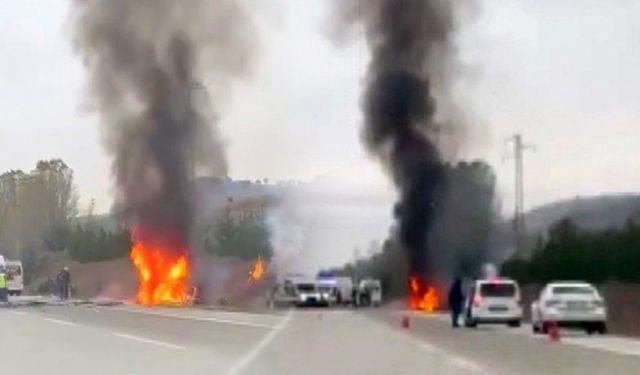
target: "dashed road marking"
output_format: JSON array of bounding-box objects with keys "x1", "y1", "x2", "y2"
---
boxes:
[
  {"x1": 411, "y1": 310, "x2": 640, "y2": 360},
  {"x1": 111, "y1": 307, "x2": 277, "y2": 329},
  {"x1": 44, "y1": 318, "x2": 77, "y2": 327},
  {"x1": 449, "y1": 355, "x2": 487, "y2": 373},
  {"x1": 113, "y1": 332, "x2": 186, "y2": 351}
]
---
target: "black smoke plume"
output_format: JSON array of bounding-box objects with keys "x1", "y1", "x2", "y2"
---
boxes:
[
  {"x1": 70, "y1": 0, "x2": 257, "y2": 241},
  {"x1": 332, "y1": 0, "x2": 465, "y2": 281}
]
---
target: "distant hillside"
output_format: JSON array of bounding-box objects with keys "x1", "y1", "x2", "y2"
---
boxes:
[
  {"x1": 495, "y1": 193, "x2": 640, "y2": 260},
  {"x1": 524, "y1": 194, "x2": 640, "y2": 237}
]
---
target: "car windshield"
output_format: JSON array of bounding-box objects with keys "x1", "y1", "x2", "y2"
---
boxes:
[
  {"x1": 552, "y1": 286, "x2": 595, "y2": 295},
  {"x1": 296, "y1": 284, "x2": 316, "y2": 293},
  {"x1": 480, "y1": 283, "x2": 516, "y2": 297}
]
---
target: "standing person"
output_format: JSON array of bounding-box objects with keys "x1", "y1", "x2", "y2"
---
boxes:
[
  {"x1": 0, "y1": 266, "x2": 8, "y2": 303},
  {"x1": 448, "y1": 277, "x2": 464, "y2": 328},
  {"x1": 61, "y1": 267, "x2": 71, "y2": 300},
  {"x1": 56, "y1": 269, "x2": 65, "y2": 300}
]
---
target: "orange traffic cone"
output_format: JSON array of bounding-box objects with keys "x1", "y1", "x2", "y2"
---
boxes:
[
  {"x1": 547, "y1": 321, "x2": 560, "y2": 342},
  {"x1": 401, "y1": 315, "x2": 410, "y2": 330}
]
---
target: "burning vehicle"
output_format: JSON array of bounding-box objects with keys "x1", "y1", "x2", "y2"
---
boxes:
[{"x1": 71, "y1": 0, "x2": 258, "y2": 307}]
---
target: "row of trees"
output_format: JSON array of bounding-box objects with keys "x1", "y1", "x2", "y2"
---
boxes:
[
  {"x1": 67, "y1": 224, "x2": 131, "y2": 263},
  {"x1": 0, "y1": 159, "x2": 78, "y2": 259},
  {"x1": 501, "y1": 218, "x2": 640, "y2": 283},
  {"x1": 201, "y1": 215, "x2": 273, "y2": 261}
]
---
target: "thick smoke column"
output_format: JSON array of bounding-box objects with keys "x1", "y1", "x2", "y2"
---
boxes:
[
  {"x1": 70, "y1": 0, "x2": 257, "y2": 237},
  {"x1": 333, "y1": 0, "x2": 464, "y2": 280}
]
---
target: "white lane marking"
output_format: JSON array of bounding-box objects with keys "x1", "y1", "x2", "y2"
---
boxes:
[
  {"x1": 562, "y1": 336, "x2": 640, "y2": 358},
  {"x1": 11, "y1": 311, "x2": 29, "y2": 316},
  {"x1": 44, "y1": 318, "x2": 77, "y2": 327},
  {"x1": 508, "y1": 323, "x2": 640, "y2": 358},
  {"x1": 111, "y1": 307, "x2": 277, "y2": 329},
  {"x1": 113, "y1": 332, "x2": 187, "y2": 351},
  {"x1": 416, "y1": 341, "x2": 440, "y2": 354},
  {"x1": 449, "y1": 355, "x2": 486, "y2": 373},
  {"x1": 414, "y1": 339, "x2": 487, "y2": 373},
  {"x1": 227, "y1": 309, "x2": 293, "y2": 375}
]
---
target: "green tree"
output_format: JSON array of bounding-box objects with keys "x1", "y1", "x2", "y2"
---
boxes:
[
  {"x1": 203, "y1": 215, "x2": 273, "y2": 261},
  {"x1": 502, "y1": 216, "x2": 640, "y2": 283}
]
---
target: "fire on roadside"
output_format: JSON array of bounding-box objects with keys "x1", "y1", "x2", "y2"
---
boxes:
[
  {"x1": 130, "y1": 226, "x2": 190, "y2": 306},
  {"x1": 248, "y1": 255, "x2": 265, "y2": 283},
  {"x1": 408, "y1": 275, "x2": 439, "y2": 312}
]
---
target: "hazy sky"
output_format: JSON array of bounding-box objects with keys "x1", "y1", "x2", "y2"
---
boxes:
[{"x1": 2, "y1": 0, "x2": 640, "y2": 216}]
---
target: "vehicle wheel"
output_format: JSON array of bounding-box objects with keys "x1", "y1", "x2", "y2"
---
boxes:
[
  {"x1": 541, "y1": 321, "x2": 550, "y2": 335},
  {"x1": 586, "y1": 326, "x2": 595, "y2": 335},
  {"x1": 532, "y1": 323, "x2": 541, "y2": 334},
  {"x1": 597, "y1": 323, "x2": 607, "y2": 335},
  {"x1": 465, "y1": 318, "x2": 477, "y2": 328},
  {"x1": 508, "y1": 320, "x2": 521, "y2": 328}
]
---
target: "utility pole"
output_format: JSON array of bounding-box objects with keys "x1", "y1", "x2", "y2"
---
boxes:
[{"x1": 506, "y1": 134, "x2": 535, "y2": 255}]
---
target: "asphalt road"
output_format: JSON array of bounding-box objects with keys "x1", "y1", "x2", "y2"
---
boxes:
[{"x1": 2, "y1": 303, "x2": 639, "y2": 375}]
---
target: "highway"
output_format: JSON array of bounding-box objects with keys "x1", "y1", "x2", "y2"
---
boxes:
[{"x1": 2, "y1": 303, "x2": 639, "y2": 374}]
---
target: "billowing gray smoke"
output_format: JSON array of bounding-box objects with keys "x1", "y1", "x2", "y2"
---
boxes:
[
  {"x1": 332, "y1": 0, "x2": 466, "y2": 281},
  {"x1": 70, "y1": 0, "x2": 257, "y2": 240}
]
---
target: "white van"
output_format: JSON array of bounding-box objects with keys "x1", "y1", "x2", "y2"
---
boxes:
[
  {"x1": 464, "y1": 278, "x2": 522, "y2": 327},
  {"x1": 357, "y1": 279, "x2": 382, "y2": 307},
  {"x1": 5, "y1": 260, "x2": 23, "y2": 296}
]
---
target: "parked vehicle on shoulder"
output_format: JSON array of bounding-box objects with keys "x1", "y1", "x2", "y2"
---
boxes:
[
  {"x1": 464, "y1": 278, "x2": 523, "y2": 328},
  {"x1": 531, "y1": 281, "x2": 607, "y2": 335},
  {"x1": 356, "y1": 279, "x2": 382, "y2": 307},
  {"x1": 5, "y1": 260, "x2": 23, "y2": 296}
]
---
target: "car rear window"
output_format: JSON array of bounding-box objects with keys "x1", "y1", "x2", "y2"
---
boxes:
[
  {"x1": 552, "y1": 286, "x2": 594, "y2": 295},
  {"x1": 6, "y1": 265, "x2": 21, "y2": 276},
  {"x1": 480, "y1": 283, "x2": 516, "y2": 297}
]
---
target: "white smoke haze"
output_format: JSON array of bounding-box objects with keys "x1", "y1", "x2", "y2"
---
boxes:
[
  {"x1": 266, "y1": 195, "x2": 309, "y2": 273},
  {"x1": 266, "y1": 181, "x2": 394, "y2": 275}
]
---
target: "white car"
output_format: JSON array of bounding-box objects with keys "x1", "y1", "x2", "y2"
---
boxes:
[
  {"x1": 295, "y1": 281, "x2": 329, "y2": 307},
  {"x1": 531, "y1": 282, "x2": 607, "y2": 334},
  {"x1": 464, "y1": 278, "x2": 523, "y2": 327}
]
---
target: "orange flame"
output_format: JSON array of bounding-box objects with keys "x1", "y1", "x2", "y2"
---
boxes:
[
  {"x1": 130, "y1": 227, "x2": 190, "y2": 306},
  {"x1": 408, "y1": 275, "x2": 439, "y2": 312},
  {"x1": 248, "y1": 256, "x2": 265, "y2": 283}
]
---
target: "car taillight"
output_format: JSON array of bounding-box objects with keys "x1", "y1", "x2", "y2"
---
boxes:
[
  {"x1": 545, "y1": 299, "x2": 561, "y2": 308},
  {"x1": 473, "y1": 294, "x2": 482, "y2": 307}
]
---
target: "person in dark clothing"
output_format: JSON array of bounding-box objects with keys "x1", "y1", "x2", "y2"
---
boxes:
[
  {"x1": 448, "y1": 277, "x2": 464, "y2": 328},
  {"x1": 56, "y1": 271, "x2": 64, "y2": 300},
  {"x1": 57, "y1": 267, "x2": 71, "y2": 300}
]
